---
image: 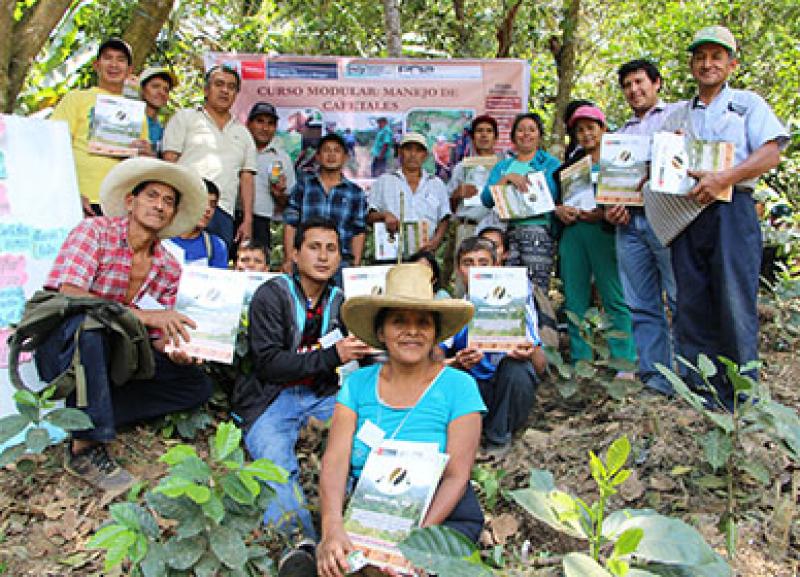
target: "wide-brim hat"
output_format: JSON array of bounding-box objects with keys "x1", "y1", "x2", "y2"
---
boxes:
[
  {"x1": 99, "y1": 158, "x2": 207, "y2": 238},
  {"x1": 341, "y1": 263, "x2": 474, "y2": 350}
]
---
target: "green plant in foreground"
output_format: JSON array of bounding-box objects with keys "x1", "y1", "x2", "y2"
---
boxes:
[
  {"x1": 88, "y1": 421, "x2": 288, "y2": 576},
  {"x1": 397, "y1": 525, "x2": 494, "y2": 576},
  {"x1": 657, "y1": 355, "x2": 800, "y2": 560},
  {"x1": 0, "y1": 385, "x2": 93, "y2": 467},
  {"x1": 510, "y1": 435, "x2": 732, "y2": 576},
  {"x1": 157, "y1": 408, "x2": 213, "y2": 440},
  {"x1": 471, "y1": 464, "x2": 507, "y2": 509},
  {"x1": 545, "y1": 308, "x2": 641, "y2": 401}
]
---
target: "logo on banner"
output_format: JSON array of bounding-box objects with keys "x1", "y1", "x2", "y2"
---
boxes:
[{"x1": 240, "y1": 60, "x2": 266, "y2": 80}]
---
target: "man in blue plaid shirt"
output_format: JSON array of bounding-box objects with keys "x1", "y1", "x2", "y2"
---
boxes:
[{"x1": 282, "y1": 133, "x2": 367, "y2": 282}]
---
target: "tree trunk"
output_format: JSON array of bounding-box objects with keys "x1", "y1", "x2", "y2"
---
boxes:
[
  {"x1": 383, "y1": 0, "x2": 402, "y2": 57},
  {"x1": 496, "y1": 0, "x2": 523, "y2": 58},
  {"x1": 549, "y1": 0, "x2": 580, "y2": 155},
  {"x1": 452, "y1": 0, "x2": 469, "y2": 56},
  {"x1": 122, "y1": 0, "x2": 177, "y2": 72},
  {"x1": 0, "y1": 0, "x2": 73, "y2": 113}
]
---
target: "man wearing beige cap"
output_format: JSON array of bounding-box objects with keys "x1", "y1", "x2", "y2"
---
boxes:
[
  {"x1": 139, "y1": 66, "x2": 177, "y2": 155},
  {"x1": 645, "y1": 25, "x2": 789, "y2": 410},
  {"x1": 368, "y1": 132, "x2": 451, "y2": 261}
]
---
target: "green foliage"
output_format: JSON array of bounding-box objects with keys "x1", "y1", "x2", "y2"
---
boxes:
[
  {"x1": 471, "y1": 464, "x2": 507, "y2": 509},
  {"x1": 397, "y1": 525, "x2": 494, "y2": 577},
  {"x1": 0, "y1": 385, "x2": 93, "y2": 467},
  {"x1": 546, "y1": 308, "x2": 641, "y2": 401},
  {"x1": 157, "y1": 408, "x2": 213, "y2": 440},
  {"x1": 656, "y1": 355, "x2": 800, "y2": 559},
  {"x1": 510, "y1": 435, "x2": 731, "y2": 576},
  {"x1": 88, "y1": 421, "x2": 287, "y2": 576}
]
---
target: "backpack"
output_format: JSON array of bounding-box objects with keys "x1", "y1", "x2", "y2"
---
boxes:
[{"x1": 7, "y1": 290, "x2": 155, "y2": 407}]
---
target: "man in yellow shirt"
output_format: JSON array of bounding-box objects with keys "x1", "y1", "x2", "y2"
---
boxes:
[{"x1": 51, "y1": 38, "x2": 151, "y2": 217}]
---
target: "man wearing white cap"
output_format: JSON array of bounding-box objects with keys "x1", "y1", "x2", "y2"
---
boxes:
[
  {"x1": 36, "y1": 158, "x2": 212, "y2": 492},
  {"x1": 368, "y1": 132, "x2": 451, "y2": 261},
  {"x1": 139, "y1": 66, "x2": 177, "y2": 156},
  {"x1": 645, "y1": 25, "x2": 789, "y2": 410}
]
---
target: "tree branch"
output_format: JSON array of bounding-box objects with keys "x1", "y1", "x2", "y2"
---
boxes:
[
  {"x1": 496, "y1": 0, "x2": 523, "y2": 58},
  {"x1": 122, "y1": 0, "x2": 176, "y2": 71}
]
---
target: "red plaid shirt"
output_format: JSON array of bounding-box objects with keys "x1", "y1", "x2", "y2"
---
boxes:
[{"x1": 46, "y1": 216, "x2": 182, "y2": 309}]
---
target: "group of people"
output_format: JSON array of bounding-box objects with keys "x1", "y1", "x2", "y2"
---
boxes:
[{"x1": 33, "y1": 23, "x2": 788, "y2": 577}]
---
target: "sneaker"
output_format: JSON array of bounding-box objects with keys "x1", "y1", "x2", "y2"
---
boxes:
[
  {"x1": 64, "y1": 444, "x2": 135, "y2": 493},
  {"x1": 277, "y1": 547, "x2": 317, "y2": 577}
]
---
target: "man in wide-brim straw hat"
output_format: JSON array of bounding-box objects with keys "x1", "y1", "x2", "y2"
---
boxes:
[
  {"x1": 37, "y1": 157, "x2": 212, "y2": 492},
  {"x1": 313, "y1": 263, "x2": 487, "y2": 577}
]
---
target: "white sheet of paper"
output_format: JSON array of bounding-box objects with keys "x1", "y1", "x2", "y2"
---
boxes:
[{"x1": 356, "y1": 419, "x2": 386, "y2": 449}]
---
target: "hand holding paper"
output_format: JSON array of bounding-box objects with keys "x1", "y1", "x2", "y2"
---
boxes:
[{"x1": 687, "y1": 168, "x2": 734, "y2": 205}]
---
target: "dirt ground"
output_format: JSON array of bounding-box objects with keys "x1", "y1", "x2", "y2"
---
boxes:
[{"x1": 0, "y1": 327, "x2": 798, "y2": 576}]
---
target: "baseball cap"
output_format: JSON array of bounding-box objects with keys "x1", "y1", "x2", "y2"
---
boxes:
[
  {"x1": 97, "y1": 38, "x2": 133, "y2": 65},
  {"x1": 400, "y1": 132, "x2": 428, "y2": 150},
  {"x1": 248, "y1": 102, "x2": 278, "y2": 121},
  {"x1": 688, "y1": 25, "x2": 737, "y2": 54},
  {"x1": 140, "y1": 66, "x2": 177, "y2": 88},
  {"x1": 567, "y1": 105, "x2": 606, "y2": 129},
  {"x1": 318, "y1": 132, "x2": 348, "y2": 153}
]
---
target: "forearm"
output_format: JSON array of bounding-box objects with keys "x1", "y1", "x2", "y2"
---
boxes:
[
  {"x1": 366, "y1": 210, "x2": 384, "y2": 224},
  {"x1": 320, "y1": 454, "x2": 350, "y2": 534},
  {"x1": 251, "y1": 341, "x2": 341, "y2": 382},
  {"x1": 283, "y1": 224, "x2": 296, "y2": 261},
  {"x1": 431, "y1": 219, "x2": 450, "y2": 247},
  {"x1": 350, "y1": 233, "x2": 365, "y2": 265},
  {"x1": 727, "y1": 141, "x2": 781, "y2": 185},
  {"x1": 422, "y1": 473, "x2": 468, "y2": 527},
  {"x1": 239, "y1": 172, "x2": 255, "y2": 221}
]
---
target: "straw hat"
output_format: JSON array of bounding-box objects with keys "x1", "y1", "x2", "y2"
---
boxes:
[
  {"x1": 99, "y1": 158, "x2": 207, "y2": 238},
  {"x1": 341, "y1": 263, "x2": 474, "y2": 350}
]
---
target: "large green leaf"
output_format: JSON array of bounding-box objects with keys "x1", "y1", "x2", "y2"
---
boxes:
[
  {"x1": 209, "y1": 525, "x2": 248, "y2": 570},
  {"x1": 397, "y1": 526, "x2": 492, "y2": 577},
  {"x1": 243, "y1": 459, "x2": 289, "y2": 483},
  {"x1": 164, "y1": 535, "x2": 206, "y2": 570},
  {"x1": 110, "y1": 502, "x2": 144, "y2": 531},
  {"x1": 194, "y1": 552, "x2": 222, "y2": 577},
  {"x1": 140, "y1": 542, "x2": 168, "y2": 577},
  {"x1": 146, "y1": 491, "x2": 200, "y2": 520},
  {"x1": 202, "y1": 492, "x2": 226, "y2": 524},
  {"x1": 170, "y1": 456, "x2": 212, "y2": 483},
  {"x1": 701, "y1": 429, "x2": 732, "y2": 471},
  {"x1": 160, "y1": 444, "x2": 198, "y2": 466},
  {"x1": 0, "y1": 414, "x2": 30, "y2": 444},
  {"x1": 220, "y1": 472, "x2": 256, "y2": 505},
  {"x1": 213, "y1": 422, "x2": 242, "y2": 462},
  {"x1": 605, "y1": 436, "x2": 630, "y2": 476},
  {"x1": 0, "y1": 444, "x2": 26, "y2": 467},
  {"x1": 43, "y1": 408, "x2": 93, "y2": 431},
  {"x1": 563, "y1": 553, "x2": 614, "y2": 577},
  {"x1": 614, "y1": 527, "x2": 644, "y2": 557},
  {"x1": 510, "y1": 484, "x2": 586, "y2": 539},
  {"x1": 87, "y1": 525, "x2": 136, "y2": 571},
  {"x1": 24, "y1": 426, "x2": 50, "y2": 454}
]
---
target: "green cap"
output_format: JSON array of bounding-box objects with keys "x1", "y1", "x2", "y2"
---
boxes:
[{"x1": 688, "y1": 25, "x2": 737, "y2": 53}]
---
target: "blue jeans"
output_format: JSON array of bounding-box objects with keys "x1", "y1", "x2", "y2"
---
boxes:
[
  {"x1": 35, "y1": 315, "x2": 212, "y2": 441},
  {"x1": 244, "y1": 386, "x2": 335, "y2": 538},
  {"x1": 616, "y1": 210, "x2": 677, "y2": 394},
  {"x1": 207, "y1": 207, "x2": 234, "y2": 252},
  {"x1": 670, "y1": 191, "x2": 761, "y2": 410}
]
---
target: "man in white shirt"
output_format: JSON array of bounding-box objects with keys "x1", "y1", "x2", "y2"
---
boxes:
[
  {"x1": 367, "y1": 132, "x2": 451, "y2": 261},
  {"x1": 247, "y1": 102, "x2": 296, "y2": 252}
]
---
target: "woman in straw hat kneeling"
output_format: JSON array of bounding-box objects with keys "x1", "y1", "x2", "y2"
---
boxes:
[{"x1": 316, "y1": 263, "x2": 486, "y2": 577}]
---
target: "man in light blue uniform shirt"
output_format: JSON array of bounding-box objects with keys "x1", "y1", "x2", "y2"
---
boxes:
[
  {"x1": 659, "y1": 26, "x2": 788, "y2": 410},
  {"x1": 604, "y1": 59, "x2": 678, "y2": 397}
]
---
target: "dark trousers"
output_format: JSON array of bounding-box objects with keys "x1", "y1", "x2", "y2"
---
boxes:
[
  {"x1": 35, "y1": 315, "x2": 213, "y2": 442},
  {"x1": 251, "y1": 215, "x2": 272, "y2": 253},
  {"x1": 670, "y1": 191, "x2": 761, "y2": 409},
  {"x1": 477, "y1": 357, "x2": 539, "y2": 446},
  {"x1": 443, "y1": 483, "x2": 484, "y2": 543}
]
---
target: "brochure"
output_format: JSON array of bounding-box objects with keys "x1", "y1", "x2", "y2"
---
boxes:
[
  {"x1": 560, "y1": 155, "x2": 596, "y2": 210},
  {"x1": 489, "y1": 171, "x2": 554, "y2": 219},
  {"x1": 596, "y1": 134, "x2": 650, "y2": 206},
  {"x1": 460, "y1": 156, "x2": 498, "y2": 207},
  {"x1": 241, "y1": 271, "x2": 278, "y2": 320},
  {"x1": 651, "y1": 133, "x2": 735, "y2": 201},
  {"x1": 343, "y1": 265, "x2": 392, "y2": 298},
  {"x1": 166, "y1": 267, "x2": 248, "y2": 364},
  {"x1": 373, "y1": 222, "x2": 398, "y2": 261},
  {"x1": 401, "y1": 220, "x2": 430, "y2": 255},
  {"x1": 344, "y1": 440, "x2": 448, "y2": 576},
  {"x1": 467, "y1": 266, "x2": 530, "y2": 351},
  {"x1": 88, "y1": 94, "x2": 146, "y2": 157}
]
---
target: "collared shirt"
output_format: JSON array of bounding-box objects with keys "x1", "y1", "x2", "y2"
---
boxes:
[
  {"x1": 45, "y1": 216, "x2": 181, "y2": 309},
  {"x1": 371, "y1": 125, "x2": 394, "y2": 159},
  {"x1": 368, "y1": 169, "x2": 451, "y2": 232},
  {"x1": 162, "y1": 107, "x2": 257, "y2": 217},
  {"x1": 50, "y1": 87, "x2": 149, "y2": 204},
  {"x1": 253, "y1": 141, "x2": 296, "y2": 220},
  {"x1": 284, "y1": 171, "x2": 367, "y2": 258},
  {"x1": 686, "y1": 84, "x2": 789, "y2": 167},
  {"x1": 618, "y1": 100, "x2": 678, "y2": 138},
  {"x1": 447, "y1": 154, "x2": 503, "y2": 221}
]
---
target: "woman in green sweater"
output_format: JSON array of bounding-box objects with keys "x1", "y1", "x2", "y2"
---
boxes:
[{"x1": 554, "y1": 105, "x2": 636, "y2": 368}]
